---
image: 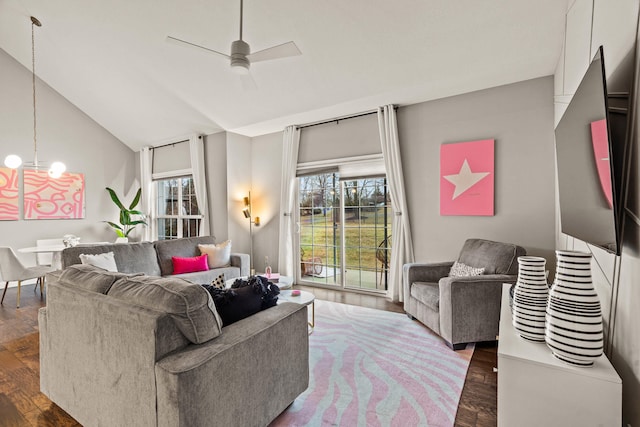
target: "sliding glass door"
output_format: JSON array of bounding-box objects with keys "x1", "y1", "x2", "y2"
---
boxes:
[
  {"x1": 299, "y1": 173, "x2": 342, "y2": 286},
  {"x1": 298, "y1": 173, "x2": 391, "y2": 292}
]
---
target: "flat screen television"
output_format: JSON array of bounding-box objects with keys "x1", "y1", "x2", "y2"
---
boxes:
[{"x1": 555, "y1": 45, "x2": 625, "y2": 256}]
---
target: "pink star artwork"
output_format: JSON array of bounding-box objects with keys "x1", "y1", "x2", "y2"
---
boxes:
[{"x1": 440, "y1": 139, "x2": 494, "y2": 216}]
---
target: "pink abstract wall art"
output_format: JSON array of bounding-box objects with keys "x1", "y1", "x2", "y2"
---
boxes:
[
  {"x1": 24, "y1": 170, "x2": 85, "y2": 219},
  {"x1": 440, "y1": 139, "x2": 494, "y2": 216},
  {"x1": 0, "y1": 167, "x2": 19, "y2": 220},
  {"x1": 590, "y1": 119, "x2": 613, "y2": 209}
]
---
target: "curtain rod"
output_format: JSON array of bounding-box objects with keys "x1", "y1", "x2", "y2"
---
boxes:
[
  {"x1": 296, "y1": 109, "x2": 375, "y2": 130},
  {"x1": 151, "y1": 135, "x2": 203, "y2": 150},
  {"x1": 296, "y1": 106, "x2": 398, "y2": 130}
]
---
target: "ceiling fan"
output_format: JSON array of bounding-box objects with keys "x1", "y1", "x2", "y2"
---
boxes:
[{"x1": 166, "y1": 0, "x2": 301, "y2": 85}]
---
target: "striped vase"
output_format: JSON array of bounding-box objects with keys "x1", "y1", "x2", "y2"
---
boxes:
[
  {"x1": 512, "y1": 256, "x2": 548, "y2": 342},
  {"x1": 545, "y1": 250, "x2": 603, "y2": 367}
]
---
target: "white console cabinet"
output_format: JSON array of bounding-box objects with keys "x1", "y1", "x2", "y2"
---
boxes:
[{"x1": 497, "y1": 284, "x2": 621, "y2": 427}]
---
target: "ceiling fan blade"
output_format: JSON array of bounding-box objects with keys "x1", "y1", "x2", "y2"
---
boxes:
[
  {"x1": 247, "y1": 41, "x2": 301, "y2": 63},
  {"x1": 240, "y1": 72, "x2": 258, "y2": 91},
  {"x1": 166, "y1": 36, "x2": 230, "y2": 59}
]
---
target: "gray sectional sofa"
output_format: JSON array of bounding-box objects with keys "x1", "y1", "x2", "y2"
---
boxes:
[
  {"x1": 39, "y1": 264, "x2": 310, "y2": 426},
  {"x1": 60, "y1": 236, "x2": 249, "y2": 285}
]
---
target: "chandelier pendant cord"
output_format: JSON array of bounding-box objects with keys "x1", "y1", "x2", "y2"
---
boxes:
[
  {"x1": 3, "y1": 16, "x2": 65, "y2": 176},
  {"x1": 31, "y1": 17, "x2": 40, "y2": 167}
]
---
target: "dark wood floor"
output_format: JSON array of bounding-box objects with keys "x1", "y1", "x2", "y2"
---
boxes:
[{"x1": 0, "y1": 283, "x2": 497, "y2": 427}]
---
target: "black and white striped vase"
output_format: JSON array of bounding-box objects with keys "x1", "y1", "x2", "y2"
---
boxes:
[
  {"x1": 545, "y1": 250, "x2": 603, "y2": 367},
  {"x1": 512, "y1": 256, "x2": 548, "y2": 342}
]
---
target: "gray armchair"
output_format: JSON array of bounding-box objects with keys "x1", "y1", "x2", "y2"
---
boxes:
[{"x1": 403, "y1": 238, "x2": 526, "y2": 350}]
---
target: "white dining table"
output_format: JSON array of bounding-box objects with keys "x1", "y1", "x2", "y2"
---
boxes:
[
  {"x1": 18, "y1": 245, "x2": 66, "y2": 269},
  {"x1": 18, "y1": 242, "x2": 110, "y2": 270}
]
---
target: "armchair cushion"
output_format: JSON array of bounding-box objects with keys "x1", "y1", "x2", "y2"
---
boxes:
[
  {"x1": 457, "y1": 238, "x2": 524, "y2": 275},
  {"x1": 410, "y1": 281, "x2": 440, "y2": 311}
]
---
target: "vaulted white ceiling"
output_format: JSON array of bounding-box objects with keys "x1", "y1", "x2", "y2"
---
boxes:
[{"x1": 0, "y1": 0, "x2": 567, "y2": 151}]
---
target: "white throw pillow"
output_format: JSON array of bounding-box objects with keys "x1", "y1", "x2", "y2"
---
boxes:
[
  {"x1": 198, "y1": 240, "x2": 232, "y2": 269},
  {"x1": 448, "y1": 261, "x2": 485, "y2": 277},
  {"x1": 79, "y1": 251, "x2": 118, "y2": 272}
]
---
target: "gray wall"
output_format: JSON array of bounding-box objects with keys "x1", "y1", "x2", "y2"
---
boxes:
[
  {"x1": 0, "y1": 48, "x2": 137, "y2": 267},
  {"x1": 251, "y1": 131, "x2": 285, "y2": 272},
  {"x1": 250, "y1": 76, "x2": 557, "y2": 275},
  {"x1": 202, "y1": 131, "x2": 252, "y2": 260},
  {"x1": 298, "y1": 113, "x2": 381, "y2": 162},
  {"x1": 400, "y1": 76, "x2": 556, "y2": 264},
  {"x1": 225, "y1": 132, "x2": 252, "y2": 264},
  {"x1": 556, "y1": 1, "x2": 640, "y2": 425}
]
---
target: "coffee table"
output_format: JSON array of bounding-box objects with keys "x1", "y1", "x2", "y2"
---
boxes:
[
  {"x1": 258, "y1": 274, "x2": 293, "y2": 290},
  {"x1": 279, "y1": 290, "x2": 315, "y2": 333}
]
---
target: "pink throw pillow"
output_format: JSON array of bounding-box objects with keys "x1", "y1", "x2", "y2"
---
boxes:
[{"x1": 172, "y1": 254, "x2": 209, "y2": 274}]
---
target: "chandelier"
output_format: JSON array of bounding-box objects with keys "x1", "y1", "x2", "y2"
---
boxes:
[{"x1": 4, "y1": 16, "x2": 66, "y2": 178}]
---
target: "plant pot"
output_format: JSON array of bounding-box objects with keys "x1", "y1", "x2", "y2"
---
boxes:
[
  {"x1": 512, "y1": 256, "x2": 548, "y2": 342},
  {"x1": 545, "y1": 250, "x2": 603, "y2": 367}
]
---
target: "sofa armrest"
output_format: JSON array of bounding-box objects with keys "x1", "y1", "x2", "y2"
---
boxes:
[
  {"x1": 40, "y1": 280, "x2": 189, "y2": 427},
  {"x1": 403, "y1": 262, "x2": 454, "y2": 303},
  {"x1": 155, "y1": 302, "x2": 309, "y2": 427},
  {"x1": 230, "y1": 253, "x2": 250, "y2": 276},
  {"x1": 438, "y1": 274, "x2": 516, "y2": 345}
]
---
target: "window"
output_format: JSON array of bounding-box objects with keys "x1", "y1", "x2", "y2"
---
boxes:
[{"x1": 156, "y1": 177, "x2": 202, "y2": 240}]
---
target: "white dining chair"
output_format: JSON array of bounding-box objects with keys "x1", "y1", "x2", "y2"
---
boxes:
[
  {"x1": 36, "y1": 238, "x2": 64, "y2": 266},
  {"x1": 0, "y1": 247, "x2": 56, "y2": 308}
]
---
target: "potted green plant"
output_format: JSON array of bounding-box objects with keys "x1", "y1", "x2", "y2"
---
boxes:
[{"x1": 105, "y1": 187, "x2": 147, "y2": 240}]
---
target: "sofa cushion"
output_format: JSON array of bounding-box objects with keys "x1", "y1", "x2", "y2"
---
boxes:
[
  {"x1": 173, "y1": 266, "x2": 241, "y2": 286},
  {"x1": 410, "y1": 281, "x2": 440, "y2": 311},
  {"x1": 457, "y1": 238, "x2": 525, "y2": 275},
  {"x1": 58, "y1": 264, "x2": 143, "y2": 294},
  {"x1": 154, "y1": 236, "x2": 217, "y2": 276},
  {"x1": 172, "y1": 254, "x2": 209, "y2": 274},
  {"x1": 61, "y1": 242, "x2": 162, "y2": 276},
  {"x1": 79, "y1": 251, "x2": 118, "y2": 272},
  {"x1": 107, "y1": 275, "x2": 223, "y2": 344},
  {"x1": 198, "y1": 240, "x2": 232, "y2": 268}
]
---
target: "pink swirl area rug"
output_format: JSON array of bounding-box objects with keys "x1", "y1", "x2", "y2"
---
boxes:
[{"x1": 270, "y1": 299, "x2": 474, "y2": 427}]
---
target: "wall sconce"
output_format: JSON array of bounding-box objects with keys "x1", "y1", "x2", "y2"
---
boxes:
[{"x1": 243, "y1": 191, "x2": 260, "y2": 273}]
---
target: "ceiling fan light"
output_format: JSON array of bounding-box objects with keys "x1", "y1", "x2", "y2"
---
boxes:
[
  {"x1": 4, "y1": 154, "x2": 23, "y2": 169},
  {"x1": 231, "y1": 61, "x2": 250, "y2": 75}
]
